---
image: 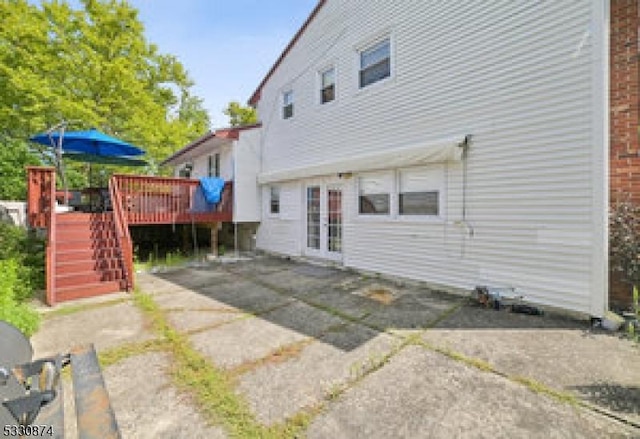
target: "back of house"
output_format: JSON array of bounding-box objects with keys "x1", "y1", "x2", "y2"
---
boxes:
[{"x1": 249, "y1": 1, "x2": 609, "y2": 316}]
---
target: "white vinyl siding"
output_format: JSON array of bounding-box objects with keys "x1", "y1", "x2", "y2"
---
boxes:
[{"x1": 255, "y1": 0, "x2": 608, "y2": 315}]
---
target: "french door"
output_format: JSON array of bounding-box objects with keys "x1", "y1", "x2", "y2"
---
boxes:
[{"x1": 305, "y1": 183, "x2": 343, "y2": 261}]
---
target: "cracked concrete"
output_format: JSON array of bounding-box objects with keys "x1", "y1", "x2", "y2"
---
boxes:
[{"x1": 29, "y1": 255, "x2": 640, "y2": 438}]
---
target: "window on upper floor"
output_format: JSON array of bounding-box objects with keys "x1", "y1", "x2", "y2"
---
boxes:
[
  {"x1": 320, "y1": 67, "x2": 335, "y2": 104},
  {"x1": 270, "y1": 186, "x2": 280, "y2": 214},
  {"x1": 208, "y1": 153, "x2": 220, "y2": 178},
  {"x1": 398, "y1": 167, "x2": 440, "y2": 216},
  {"x1": 358, "y1": 172, "x2": 392, "y2": 215},
  {"x1": 282, "y1": 90, "x2": 294, "y2": 119},
  {"x1": 359, "y1": 37, "x2": 391, "y2": 88}
]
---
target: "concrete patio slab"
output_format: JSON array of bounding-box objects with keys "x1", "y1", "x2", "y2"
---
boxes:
[
  {"x1": 198, "y1": 280, "x2": 295, "y2": 314},
  {"x1": 237, "y1": 323, "x2": 400, "y2": 425},
  {"x1": 422, "y1": 305, "x2": 640, "y2": 425},
  {"x1": 308, "y1": 346, "x2": 636, "y2": 439},
  {"x1": 257, "y1": 300, "x2": 346, "y2": 338},
  {"x1": 294, "y1": 290, "x2": 375, "y2": 320},
  {"x1": 167, "y1": 309, "x2": 245, "y2": 333},
  {"x1": 252, "y1": 265, "x2": 339, "y2": 295},
  {"x1": 135, "y1": 273, "x2": 188, "y2": 295},
  {"x1": 361, "y1": 287, "x2": 463, "y2": 331},
  {"x1": 155, "y1": 266, "x2": 234, "y2": 290},
  {"x1": 31, "y1": 301, "x2": 155, "y2": 357},
  {"x1": 153, "y1": 288, "x2": 238, "y2": 312},
  {"x1": 189, "y1": 310, "x2": 310, "y2": 369},
  {"x1": 222, "y1": 256, "x2": 294, "y2": 276},
  {"x1": 103, "y1": 352, "x2": 227, "y2": 439}
]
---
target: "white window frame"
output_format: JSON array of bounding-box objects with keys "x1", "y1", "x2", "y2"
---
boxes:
[
  {"x1": 357, "y1": 35, "x2": 393, "y2": 90},
  {"x1": 269, "y1": 186, "x2": 280, "y2": 216},
  {"x1": 356, "y1": 171, "x2": 394, "y2": 218},
  {"x1": 208, "y1": 153, "x2": 220, "y2": 178},
  {"x1": 318, "y1": 65, "x2": 336, "y2": 105},
  {"x1": 396, "y1": 165, "x2": 446, "y2": 222},
  {"x1": 282, "y1": 90, "x2": 294, "y2": 119}
]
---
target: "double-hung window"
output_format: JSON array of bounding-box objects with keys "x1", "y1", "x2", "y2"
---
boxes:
[
  {"x1": 358, "y1": 173, "x2": 392, "y2": 215},
  {"x1": 208, "y1": 153, "x2": 220, "y2": 178},
  {"x1": 282, "y1": 90, "x2": 294, "y2": 119},
  {"x1": 270, "y1": 186, "x2": 280, "y2": 215},
  {"x1": 359, "y1": 37, "x2": 391, "y2": 88},
  {"x1": 398, "y1": 167, "x2": 441, "y2": 216},
  {"x1": 320, "y1": 67, "x2": 335, "y2": 104}
]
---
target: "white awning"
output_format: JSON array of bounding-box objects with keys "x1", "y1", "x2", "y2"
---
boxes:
[{"x1": 257, "y1": 135, "x2": 466, "y2": 184}]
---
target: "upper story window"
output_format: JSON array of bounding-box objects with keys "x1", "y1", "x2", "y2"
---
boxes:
[
  {"x1": 358, "y1": 172, "x2": 392, "y2": 215},
  {"x1": 282, "y1": 90, "x2": 294, "y2": 119},
  {"x1": 208, "y1": 153, "x2": 220, "y2": 178},
  {"x1": 320, "y1": 67, "x2": 335, "y2": 104},
  {"x1": 359, "y1": 37, "x2": 391, "y2": 88},
  {"x1": 270, "y1": 186, "x2": 280, "y2": 214}
]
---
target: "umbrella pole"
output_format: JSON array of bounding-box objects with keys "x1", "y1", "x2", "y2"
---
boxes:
[{"x1": 56, "y1": 124, "x2": 69, "y2": 205}]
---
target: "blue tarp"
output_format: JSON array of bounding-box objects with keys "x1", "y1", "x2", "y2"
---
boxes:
[{"x1": 199, "y1": 177, "x2": 225, "y2": 204}]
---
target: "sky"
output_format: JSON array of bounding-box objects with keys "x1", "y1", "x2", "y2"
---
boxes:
[{"x1": 126, "y1": 0, "x2": 319, "y2": 128}]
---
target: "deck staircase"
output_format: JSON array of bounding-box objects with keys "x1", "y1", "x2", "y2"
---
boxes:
[
  {"x1": 53, "y1": 212, "x2": 126, "y2": 302},
  {"x1": 27, "y1": 167, "x2": 233, "y2": 305}
]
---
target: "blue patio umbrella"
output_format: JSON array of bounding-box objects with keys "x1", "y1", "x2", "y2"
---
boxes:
[
  {"x1": 29, "y1": 127, "x2": 146, "y2": 202},
  {"x1": 29, "y1": 128, "x2": 144, "y2": 157}
]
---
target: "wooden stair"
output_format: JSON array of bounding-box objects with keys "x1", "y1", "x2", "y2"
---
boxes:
[{"x1": 53, "y1": 212, "x2": 126, "y2": 302}]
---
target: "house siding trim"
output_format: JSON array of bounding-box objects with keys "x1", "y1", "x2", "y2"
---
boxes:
[{"x1": 590, "y1": 0, "x2": 610, "y2": 315}]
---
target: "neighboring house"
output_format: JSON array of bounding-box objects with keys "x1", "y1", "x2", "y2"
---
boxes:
[
  {"x1": 161, "y1": 124, "x2": 262, "y2": 251},
  {"x1": 247, "y1": 0, "x2": 615, "y2": 317}
]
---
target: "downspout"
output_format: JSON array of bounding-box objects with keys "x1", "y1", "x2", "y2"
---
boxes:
[{"x1": 459, "y1": 134, "x2": 474, "y2": 237}]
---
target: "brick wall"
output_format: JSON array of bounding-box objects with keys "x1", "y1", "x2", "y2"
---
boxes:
[{"x1": 610, "y1": 0, "x2": 640, "y2": 307}]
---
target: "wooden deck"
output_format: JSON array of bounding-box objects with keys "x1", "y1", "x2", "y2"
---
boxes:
[{"x1": 27, "y1": 167, "x2": 233, "y2": 305}]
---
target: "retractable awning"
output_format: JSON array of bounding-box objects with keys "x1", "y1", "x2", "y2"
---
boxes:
[{"x1": 257, "y1": 135, "x2": 467, "y2": 184}]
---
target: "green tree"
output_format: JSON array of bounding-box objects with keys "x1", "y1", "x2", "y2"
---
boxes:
[
  {"x1": 0, "y1": 0, "x2": 210, "y2": 194},
  {"x1": 223, "y1": 101, "x2": 258, "y2": 127}
]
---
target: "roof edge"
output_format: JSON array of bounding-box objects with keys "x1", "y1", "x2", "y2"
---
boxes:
[
  {"x1": 160, "y1": 123, "x2": 263, "y2": 166},
  {"x1": 248, "y1": 0, "x2": 327, "y2": 106},
  {"x1": 160, "y1": 131, "x2": 214, "y2": 166}
]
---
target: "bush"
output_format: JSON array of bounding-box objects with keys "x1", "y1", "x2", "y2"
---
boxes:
[
  {"x1": 0, "y1": 223, "x2": 43, "y2": 335},
  {"x1": 610, "y1": 201, "x2": 640, "y2": 287},
  {"x1": 0, "y1": 258, "x2": 39, "y2": 336}
]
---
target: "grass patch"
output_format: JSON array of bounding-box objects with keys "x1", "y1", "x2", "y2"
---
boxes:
[
  {"x1": 134, "y1": 250, "x2": 192, "y2": 272},
  {"x1": 415, "y1": 338, "x2": 495, "y2": 373},
  {"x1": 512, "y1": 376, "x2": 580, "y2": 406},
  {"x1": 415, "y1": 338, "x2": 582, "y2": 408},
  {"x1": 423, "y1": 301, "x2": 466, "y2": 329},
  {"x1": 99, "y1": 338, "x2": 170, "y2": 368},
  {"x1": 132, "y1": 290, "x2": 320, "y2": 438},
  {"x1": 43, "y1": 297, "x2": 129, "y2": 319},
  {"x1": 229, "y1": 338, "x2": 314, "y2": 377}
]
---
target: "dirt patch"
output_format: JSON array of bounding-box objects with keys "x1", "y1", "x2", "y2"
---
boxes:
[{"x1": 356, "y1": 285, "x2": 397, "y2": 305}]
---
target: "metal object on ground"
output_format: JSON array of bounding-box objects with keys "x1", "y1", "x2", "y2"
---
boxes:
[
  {"x1": 0, "y1": 321, "x2": 120, "y2": 438},
  {"x1": 71, "y1": 345, "x2": 120, "y2": 439}
]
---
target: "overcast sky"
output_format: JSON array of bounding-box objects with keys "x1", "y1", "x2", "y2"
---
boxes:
[{"x1": 127, "y1": 0, "x2": 318, "y2": 128}]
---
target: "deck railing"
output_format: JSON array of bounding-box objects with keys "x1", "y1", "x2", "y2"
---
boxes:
[
  {"x1": 26, "y1": 167, "x2": 57, "y2": 305},
  {"x1": 111, "y1": 175, "x2": 233, "y2": 225},
  {"x1": 108, "y1": 176, "x2": 133, "y2": 292},
  {"x1": 27, "y1": 171, "x2": 233, "y2": 302}
]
